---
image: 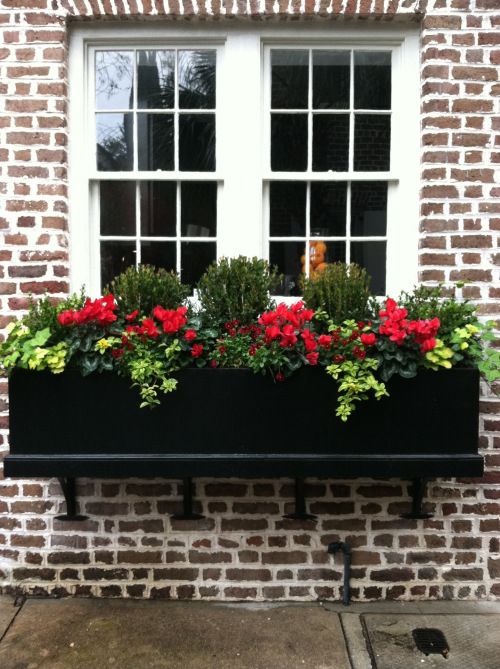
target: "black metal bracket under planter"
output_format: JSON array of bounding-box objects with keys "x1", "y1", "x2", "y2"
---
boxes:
[{"x1": 4, "y1": 367, "x2": 483, "y2": 520}]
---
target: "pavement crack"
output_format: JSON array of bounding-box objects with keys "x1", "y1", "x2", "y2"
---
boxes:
[
  {"x1": 359, "y1": 614, "x2": 378, "y2": 669},
  {"x1": 0, "y1": 596, "x2": 25, "y2": 646}
]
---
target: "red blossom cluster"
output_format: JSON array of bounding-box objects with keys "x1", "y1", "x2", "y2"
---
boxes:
[
  {"x1": 152, "y1": 306, "x2": 188, "y2": 334},
  {"x1": 259, "y1": 302, "x2": 316, "y2": 352},
  {"x1": 58, "y1": 295, "x2": 117, "y2": 327},
  {"x1": 378, "y1": 298, "x2": 440, "y2": 352}
]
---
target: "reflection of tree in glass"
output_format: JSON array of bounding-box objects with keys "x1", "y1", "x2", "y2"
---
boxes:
[
  {"x1": 178, "y1": 50, "x2": 216, "y2": 109},
  {"x1": 97, "y1": 115, "x2": 133, "y2": 171},
  {"x1": 96, "y1": 52, "x2": 133, "y2": 108}
]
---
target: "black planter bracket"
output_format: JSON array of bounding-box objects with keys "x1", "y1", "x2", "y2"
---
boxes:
[
  {"x1": 401, "y1": 478, "x2": 433, "y2": 520},
  {"x1": 55, "y1": 477, "x2": 88, "y2": 521},
  {"x1": 172, "y1": 478, "x2": 205, "y2": 520},
  {"x1": 284, "y1": 477, "x2": 317, "y2": 521}
]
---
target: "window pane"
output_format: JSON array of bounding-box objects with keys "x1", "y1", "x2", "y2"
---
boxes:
[
  {"x1": 269, "y1": 241, "x2": 304, "y2": 296},
  {"x1": 100, "y1": 181, "x2": 136, "y2": 236},
  {"x1": 137, "y1": 50, "x2": 175, "y2": 109},
  {"x1": 269, "y1": 182, "x2": 306, "y2": 237},
  {"x1": 96, "y1": 113, "x2": 133, "y2": 171},
  {"x1": 178, "y1": 50, "x2": 216, "y2": 110},
  {"x1": 101, "y1": 241, "x2": 136, "y2": 289},
  {"x1": 351, "y1": 182, "x2": 387, "y2": 236},
  {"x1": 271, "y1": 50, "x2": 308, "y2": 110},
  {"x1": 137, "y1": 114, "x2": 174, "y2": 171},
  {"x1": 95, "y1": 51, "x2": 133, "y2": 110},
  {"x1": 181, "y1": 182, "x2": 217, "y2": 237},
  {"x1": 179, "y1": 114, "x2": 215, "y2": 172},
  {"x1": 354, "y1": 115, "x2": 390, "y2": 171},
  {"x1": 313, "y1": 51, "x2": 350, "y2": 110},
  {"x1": 140, "y1": 181, "x2": 176, "y2": 237},
  {"x1": 310, "y1": 182, "x2": 347, "y2": 237},
  {"x1": 141, "y1": 241, "x2": 176, "y2": 271},
  {"x1": 181, "y1": 242, "x2": 216, "y2": 287},
  {"x1": 354, "y1": 51, "x2": 391, "y2": 110},
  {"x1": 351, "y1": 241, "x2": 386, "y2": 295},
  {"x1": 312, "y1": 114, "x2": 349, "y2": 172},
  {"x1": 271, "y1": 114, "x2": 308, "y2": 172}
]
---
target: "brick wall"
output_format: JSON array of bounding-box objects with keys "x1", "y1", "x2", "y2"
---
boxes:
[{"x1": 0, "y1": 0, "x2": 499, "y2": 601}]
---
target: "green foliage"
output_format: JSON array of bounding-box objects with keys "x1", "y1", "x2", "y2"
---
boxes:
[
  {"x1": 302, "y1": 262, "x2": 371, "y2": 323},
  {"x1": 23, "y1": 289, "x2": 86, "y2": 339},
  {"x1": 197, "y1": 256, "x2": 279, "y2": 327},
  {"x1": 119, "y1": 335, "x2": 182, "y2": 408},
  {"x1": 105, "y1": 265, "x2": 190, "y2": 316},
  {"x1": 399, "y1": 284, "x2": 476, "y2": 339},
  {"x1": 326, "y1": 357, "x2": 388, "y2": 422},
  {"x1": 0, "y1": 322, "x2": 68, "y2": 374}
]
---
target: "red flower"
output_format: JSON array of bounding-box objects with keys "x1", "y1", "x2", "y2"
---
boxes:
[
  {"x1": 306, "y1": 352, "x2": 319, "y2": 366},
  {"x1": 153, "y1": 305, "x2": 188, "y2": 334},
  {"x1": 264, "y1": 325, "x2": 281, "y2": 343},
  {"x1": 111, "y1": 348, "x2": 124, "y2": 359},
  {"x1": 304, "y1": 337, "x2": 317, "y2": 353},
  {"x1": 420, "y1": 337, "x2": 437, "y2": 353},
  {"x1": 318, "y1": 334, "x2": 332, "y2": 349},
  {"x1": 126, "y1": 310, "x2": 139, "y2": 322},
  {"x1": 57, "y1": 310, "x2": 75, "y2": 326},
  {"x1": 275, "y1": 372, "x2": 285, "y2": 382},
  {"x1": 353, "y1": 346, "x2": 366, "y2": 360},
  {"x1": 333, "y1": 354, "x2": 345, "y2": 363},
  {"x1": 210, "y1": 359, "x2": 218, "y2": 368},
  {"x1": 184, "y1": 329, "x2": 197, "y2": 341},
  {"x1": 360, "y1": 332, "x2": 376, "y2": 347},
  {"x1": 191, "y1": 343, "x2": 204, "y2": 358}
]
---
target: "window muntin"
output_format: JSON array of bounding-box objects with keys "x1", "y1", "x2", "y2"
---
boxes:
[
  {"x1": 93, "y1": 48, "x2": 218, "y2": 289},
  {"x1": 267, "y1": 48, "x2": 392, "y2": 296}
]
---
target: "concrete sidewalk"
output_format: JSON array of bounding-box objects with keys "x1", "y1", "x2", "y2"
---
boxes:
[{"x1": 0, "y1": 597, "x2": 499, "y2": 669}]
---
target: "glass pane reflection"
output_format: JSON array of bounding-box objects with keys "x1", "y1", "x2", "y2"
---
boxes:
[
  {"x1": 312, "y1": 114, "x2": 349, "y2": 172},
  {"x1": 351, "y1": 182, "x2": 387, "y2": 236},
  {"x1": 137, "y1": 114, "x2": 174, "y2": 171},
  {"x1": 95, "y1": 51, "x2": 134, "y2": 110},
  {"x1": 354, "y1": 114, "x2": 391, "y2": 171},
  {"x1": 181, "y1": 242, "x2": 216, "y2": 287},
  {"x1": 96, "y1": 113, "x2": 133, "y2": 171},
  {"x1": 141, "y1": 241, "x2": 176, "y2": 271},
  {"x1": 178, "y1": 50, "x2": 216, "y2": 110},
  {"x1": 310, "y1": 182, "x2": 347, "y2": 237},
  {"x1": 137, "y1": 50, "x2": 175, "y2": 109},
  {"x1": 140, "y1": 181, "x2": 176, "y2": 237},
  {"x1": 101, "y1": 241, "x2": 136, "y2": 289},
  {"x1": 269, "y1": 182, "x2": 306, "y2": 237},
  {"x1": 271, "y1": 50, "x2": 309, "y2": 110},
  {"x1": 313, "y1": 51, "x2": 350, "y2": 110},
  {"x1": 179, "y1": 114, "x2": 216, "y2": 172},
  {"x1": 100, "y1": 181, "x2": 136, "y2": 236},
  {"x1": 271, "y1": 114, "x2": 308, "y2": 172},
  {"x1": 351, "y1": 241, "x2": 386, "y2": 295},
  {"x1": 354, "y1": 51, "x2": 391, "y2": 110},
  {"x1": 181, "y1": 182, "x2": 217, "y2": 237}
]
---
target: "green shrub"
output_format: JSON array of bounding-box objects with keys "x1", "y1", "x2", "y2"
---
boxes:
[
  {"x1": 398, "y1": 284, "x2": 477, "y2": 339},
  {"x1": 23, "y1": 289, "x2": 86, "y2": 337},
  {"x1": 302, "y1": 262, "x2": 372, "y2": 323},
  {"x1": 105, "y1": 265, "x2": 190, "y2": 316},
  {"x1": 197, "y1": 256, "x2": 280, "y2": 326}
]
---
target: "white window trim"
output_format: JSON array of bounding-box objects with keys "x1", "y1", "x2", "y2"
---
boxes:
[{"x1": 69, "y1": 22, "x2": 420, "y2": 298}]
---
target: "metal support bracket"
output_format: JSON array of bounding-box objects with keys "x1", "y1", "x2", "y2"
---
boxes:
[
  {"x1": 55, "y1": 477, "x2": 88, "y2": 521},
  {"x1": 283, "y1": 477, "x2": 317, "y2": 521},
  {"x1": 172, "y1": 477, "x2": 205, "y2": 520},
  {"x1": 401, "y1": 478, "x2": 433, "y2": 519}
]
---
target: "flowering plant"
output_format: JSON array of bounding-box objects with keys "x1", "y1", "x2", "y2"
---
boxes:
[{"x1": 1, "y1": 279, "x2": 498, "y2": 419}]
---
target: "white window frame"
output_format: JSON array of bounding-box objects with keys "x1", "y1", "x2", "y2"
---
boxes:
[{"x1": 69, "y1": 23, "x2": 420, "y2": 298}]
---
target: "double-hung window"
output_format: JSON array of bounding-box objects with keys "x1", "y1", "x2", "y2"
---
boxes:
[{"x1": 70, "y1": 25, "x2": 419, "y2": 298}]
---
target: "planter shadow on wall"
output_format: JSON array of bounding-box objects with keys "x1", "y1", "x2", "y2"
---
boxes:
[{"x1": 5, "y1": 367, "x2": 482, "y2": 480}]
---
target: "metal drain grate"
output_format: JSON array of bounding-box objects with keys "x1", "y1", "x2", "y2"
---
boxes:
[{"x1": 412, "y1": 628, "x2": 450, "y2": 658}]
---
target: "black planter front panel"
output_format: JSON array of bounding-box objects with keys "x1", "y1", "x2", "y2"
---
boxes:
[{"x1": 5, "y1": 367, "x2": 482, "y2": 478}]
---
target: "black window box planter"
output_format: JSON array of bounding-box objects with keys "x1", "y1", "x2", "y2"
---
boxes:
[{"x1": 5, "y1": 366, "x2": 482, "y2": 480}]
